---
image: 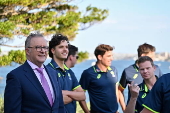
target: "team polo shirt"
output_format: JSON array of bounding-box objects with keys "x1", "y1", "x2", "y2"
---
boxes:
[
  {"x1": 142, "y1": 73, "x2": 170, "y2": 113},
  {"x1": 119, "y1": 63, "x2": 162, "y2": 103},
  {"x1": 135, "y1": 80, "x2": 151, "y2": 113},
  {"x1": 46, "y1": 59, "x2": 80, "y2": 113},
  {"x1": 79, "y1": 65, "x2": 118, "y2": 113}
]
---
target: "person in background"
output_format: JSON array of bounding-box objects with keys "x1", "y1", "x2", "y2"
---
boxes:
[
  {"x1": 79, "y1": 44, "x2": 119, "y2": 113},
  {"x1": 118, "y1": 43, "x2": 162, "y2": 111},
  {"x1": 124, "y1": 56, "x2": 158, "y2": 113},
  {"x1": 65, "y1": 44, "x2": 79, "y2": 68},
  {"x1": 4, "y1": 33, "x2": 65, "y2": 113},
  {"x1": 46, "y1": 34, "x2": 85, "y2": 113}
]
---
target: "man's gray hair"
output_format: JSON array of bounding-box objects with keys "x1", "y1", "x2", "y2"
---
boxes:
[{"x1": 25, "y1": 33, "x2": 44, "y2": 48}]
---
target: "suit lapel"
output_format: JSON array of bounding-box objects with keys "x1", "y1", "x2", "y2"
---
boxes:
[{"x1": 23, "y1": 62, "x2": 51, "y2": 106}]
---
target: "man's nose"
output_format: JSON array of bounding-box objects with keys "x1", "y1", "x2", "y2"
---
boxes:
[
  {"x1": 64, "y1": 47, "x2": 68, "y2": 51},
  {"x1": 144, "y1": 69, "x2": 147, "y2": 73}
]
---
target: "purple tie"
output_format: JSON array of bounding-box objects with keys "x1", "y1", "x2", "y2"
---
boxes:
[{"x1": 36, "y1": 68, "x2": 53, "y2": 106}]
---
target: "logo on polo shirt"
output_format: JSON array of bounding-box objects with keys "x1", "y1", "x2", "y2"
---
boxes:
[
  {"x1": 142, "y1": 93, "x2": 147, "y2": 98},
  {"x1": 58, "y1": 73, "x2": 61, "y2": 77},
  {"x1": 133, "y1": 74, "x2": 138, "y2": 79},
  {"x1": 110, "y1": 71, "x2": 115, "y2": 77},
  {"x1": 97, "y1": 74, "x2": 101, "y2": 79},
  {"x1": 68, "y1": 73, "x2": 72, "y2": 80}
]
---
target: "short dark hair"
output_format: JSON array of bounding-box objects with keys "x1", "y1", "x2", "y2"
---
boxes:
[
  {"x1": 65, "y1": 45, "x2": 78, "y2": 61},
  {"x1": 94, "y1": 44, "x2": 114, "y2": 60},
  {"x1": 49, "y1": 34, "x2": 69, "y2": 58},
  {"x1": 137, "y1": 43, "x2": 156, "y2": 57},
  {"x1": 138, "y1": 56, "x2": 154, "y2": 66},
  {"x1": 25, "y1": 33, "x2": 44, "y2": 48}
]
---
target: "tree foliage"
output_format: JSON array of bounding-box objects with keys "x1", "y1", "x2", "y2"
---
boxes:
[
  {"x1": 0, "y1": 0, "x2": 108, "y2": 45},
  {"x1": 8, "y1": 50, "x2": 26, "y2": 64},
  {"x1": 0, "y1": 50, "x2": 26, "y2": 66},
  {"x1": 77, "y1": 51, "x2": 89, "y2": 63}
]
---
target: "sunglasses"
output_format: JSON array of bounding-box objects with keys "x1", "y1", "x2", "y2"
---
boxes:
[{"x1": 76, "y1": 56, "x2": 79, "y2": 59}]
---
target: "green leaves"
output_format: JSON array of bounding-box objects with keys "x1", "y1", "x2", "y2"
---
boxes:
[
  {"x1": 0, "y1": 0, "x2": 108, "y2": 42},
  {"x1": 77, "y1": 51, "x2": 89, "y2": 63},
  {"x1": 81, "y1": 5, "x2": 109, "y2": 24},
  {"x1": 0, "y1": 55, "x2": 12, "y2": 66},
  {"x1": 0, "y1": 22, "x2": 15, "y2": 38},
  {"x1": 0, "y1": 50, "x2": 26, "y2": 66}
]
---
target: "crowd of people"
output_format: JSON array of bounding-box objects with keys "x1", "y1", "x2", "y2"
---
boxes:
[{"x1": 4, "y1": 33, "x2": 170, "y2": 113}]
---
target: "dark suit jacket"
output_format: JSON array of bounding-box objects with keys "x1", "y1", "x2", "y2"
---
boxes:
[{"x1": 4, "y1": 61, "x2": 65, "y2": 113}]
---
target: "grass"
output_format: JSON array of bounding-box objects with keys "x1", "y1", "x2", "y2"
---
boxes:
[{"x1": 0, "y1": 98, "x2": 3, "y2": 113}]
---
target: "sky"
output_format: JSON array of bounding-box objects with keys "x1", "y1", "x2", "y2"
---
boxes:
[
  {"x1": 1, "y1": 0, "x2": 170, "y2": 54},
  {"x1": 71, "y1": 0, "x2": 170, "y2": 54}
]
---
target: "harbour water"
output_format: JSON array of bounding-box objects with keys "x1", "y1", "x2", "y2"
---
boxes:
[{"x1": 0, "y1": 59, "x2": 170, "y2": 112}]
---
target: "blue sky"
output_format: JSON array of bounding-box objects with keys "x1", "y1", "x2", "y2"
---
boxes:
[
  {"x1": 1, "y1": 0, "x2": 170, "y2": 54},
  {"x1": 71, "y1": 0, "x2": 170, "y2": 53}
]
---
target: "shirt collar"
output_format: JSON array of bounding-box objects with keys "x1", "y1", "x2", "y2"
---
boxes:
[
  {"x1": 93, "y1": 65, "x2": 103, "y2": 73},
  {"x1": 140, "y1": 81, "x2": 149, "y2": 93},
  {"x1": 50, "y1": 59, "x2": 60, "y2": 69},
  {"x1": 133, "y1": 63, "x2": 139, "y2": 72},
  {"x1": 140, "y1": 76, "x2": 158, "y2": 93},
  {"x1": 93, "y1": 64, "x2": 112, "y2": 73},
  {"x1": 50, "y1": 59, "x2": 69, "y2": 71},
  {"x1": 64, "y1": 64, "x2": 69, "y2": 70},
  {"x1": 27, "y1": 60, "x2": 44, "y2": 69}
]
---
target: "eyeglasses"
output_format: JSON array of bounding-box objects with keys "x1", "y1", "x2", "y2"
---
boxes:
[
  {"x1": 28, "y1": 46, "x2": 49, "y2": 52},
  {"x1": 76, "y1": 56, "x2": 79, "y2": 59}
]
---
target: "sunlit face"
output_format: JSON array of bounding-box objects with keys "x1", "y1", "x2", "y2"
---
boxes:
[
  {"x1": 142, "y1": 52, "x2": 155, "y2": 61},
  {"x1": 98, "y1": 51, "x2": 113, "y2": 67},
  {"x1": 51, "y1": 40, "x2": 69, "y2": 61},
  {"x1": 26, "y1": 37, "x2": 48, "y2": 67},
  {"x1": 139, "y1": 61, "x2": 155, "y2": 80},
  {"x1": 70, "y1": 52, "x2": 78, "y2": 67}
]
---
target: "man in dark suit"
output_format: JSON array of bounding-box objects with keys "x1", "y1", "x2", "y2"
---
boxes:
[{"x1": 4, "y1": 33, "x2": 65, "y2": 113}]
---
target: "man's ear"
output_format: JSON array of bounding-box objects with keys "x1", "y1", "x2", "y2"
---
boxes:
[
  {"x1": 51, "y1": 48, "x2": 55, "y2": 54},
  {"x1": 69, "y1": 55, "x2": 73, "y2": 61},
  {"x1": 98, "y1": 55, "x2": 102, "y2": 61},
  {"x1": 50, "y1": 48, "x2": 56, "y2": 58},
  {"x1": 25, "y1": 48, "x2": 30, "y2": 55}
]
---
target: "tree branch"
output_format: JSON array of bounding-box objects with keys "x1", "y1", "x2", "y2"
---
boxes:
[{"x1": 0, "y1": 44, "x2": 24, "y2": 48}]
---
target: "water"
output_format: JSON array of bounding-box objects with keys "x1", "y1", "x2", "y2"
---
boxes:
[{"x1": 1, "y1": 59, "x2": 170, "y2": 112}]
